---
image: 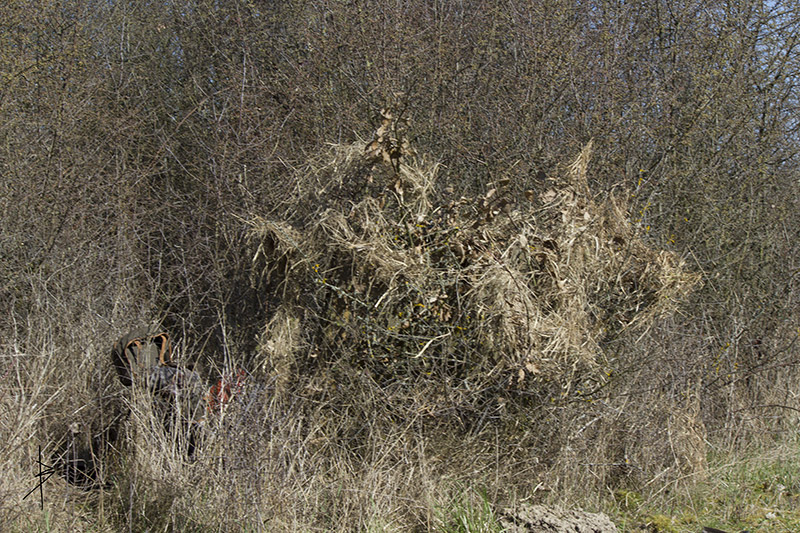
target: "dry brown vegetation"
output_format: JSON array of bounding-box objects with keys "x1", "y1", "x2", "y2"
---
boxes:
[
  {"x1": 250, "y1": 131, "x2": 699, "y2": 428},
  {"x1": 3, "y1": 0, "x2": 800, "y2": 531}
]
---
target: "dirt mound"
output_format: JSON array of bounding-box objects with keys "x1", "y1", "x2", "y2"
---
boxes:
[{"x1": 499, "y1": 503, "x2": 618, "y2": 532}]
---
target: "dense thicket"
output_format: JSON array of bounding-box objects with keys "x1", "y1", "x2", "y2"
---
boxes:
[{"x1": 2, "y1": 0, "x2": 800, "y2": 528}]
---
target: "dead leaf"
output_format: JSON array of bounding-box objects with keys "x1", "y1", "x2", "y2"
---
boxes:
[{"x1": 542, "y1": 189, "x2": 558, "y2": 203}]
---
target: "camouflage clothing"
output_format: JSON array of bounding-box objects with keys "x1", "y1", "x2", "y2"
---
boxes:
[
  {"x1": 53, "y1": 327, "x2": 256, "y2": 487},
  {"x1": 146, "y1": 363, "x2": 208, "y2": 455},
  {"x1": 111, "y1": 327, "x2": 172, "y2": 387},
  {"x1": 54, "y1": 328, "x2": 214, "y2": 487}
]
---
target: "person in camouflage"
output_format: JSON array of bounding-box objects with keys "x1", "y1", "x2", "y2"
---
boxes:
[
  {"x1": 55, "y1": 327, "x2": 238, "y2": 487},
  {"x1": 114, "y1": 327, "x2": 210, "y2": 456}
]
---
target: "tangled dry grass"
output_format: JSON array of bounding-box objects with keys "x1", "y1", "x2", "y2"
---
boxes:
[
  {"x1": 1, "y1": 122, "x2": 706, "y2": 531},
  {"x1": 249, "y1": 124, "x2": 700, "y2": 415}
]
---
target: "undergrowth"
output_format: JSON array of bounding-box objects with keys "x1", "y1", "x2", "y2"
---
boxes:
[
  {"x1": 607, "y1": 434, "x2": 800, "y2": 532},
  {"x1": 1, "y1": 124, "x2": 798, "y2": 532}
]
